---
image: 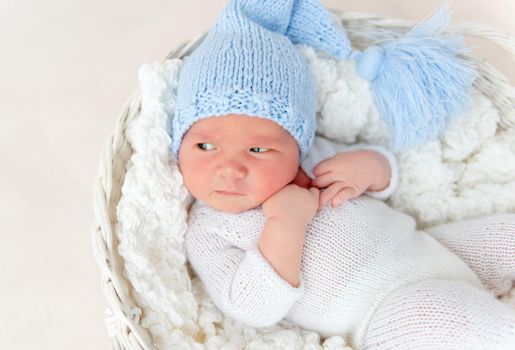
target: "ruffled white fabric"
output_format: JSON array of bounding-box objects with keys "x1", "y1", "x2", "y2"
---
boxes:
[{"x1": 115, "y1": 47, "x2": 515, "y2": 349}]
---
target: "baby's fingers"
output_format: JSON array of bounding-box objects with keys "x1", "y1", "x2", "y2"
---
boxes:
[
  {"x1": 308, "y1": 187, "x2": 320, "y2": 197},
  {"x1": 313, "y1": 158, "x2": 334, "y2": 177},
  {"x1": 312, "y1": 171, "x2": 340, "y2": 189},
  {"x1": 331, "y1": 187, "x2": 359, "y2": 207},
  {"x1": 308, "y1": 187, "x2": 321, "y2": 209},
  {"x1": 319, "y1": 182, "x2": 347, "y2": 208}
]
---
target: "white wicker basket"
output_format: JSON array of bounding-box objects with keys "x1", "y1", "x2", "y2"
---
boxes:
[{"x1": 92, "y1": 10, "x2": 515, "y2": 350}]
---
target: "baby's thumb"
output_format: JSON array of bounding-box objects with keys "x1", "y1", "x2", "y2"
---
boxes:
[{"x1": 309, "y1": 187, "x2": 320, "y2": 200}]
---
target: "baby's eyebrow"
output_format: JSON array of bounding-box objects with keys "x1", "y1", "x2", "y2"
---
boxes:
[
  {"x1": 189, "y1": 132, "x2": 218, "y2": 139},
  {"x1": 248, "y1": 135, "x2": 283, "y2": 143}
]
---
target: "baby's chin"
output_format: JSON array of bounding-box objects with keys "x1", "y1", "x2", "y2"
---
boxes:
[{"x1": 205, "y1": 194, "x2": 262, "y2": 213}]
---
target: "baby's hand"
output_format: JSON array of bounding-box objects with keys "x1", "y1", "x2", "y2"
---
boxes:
[
  {"x1": 311, "y1": 150, "x2": 390, "y2": 208},
  {"x1": 262, "y1": 184, "x2": 320, "y2": 226}
]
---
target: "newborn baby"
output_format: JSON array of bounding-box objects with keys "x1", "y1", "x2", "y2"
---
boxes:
[
  {"x1": 169, "y1": 0, "x2": 515, "y2": 348},
  {"x1": 178, "y1": 113, "x2": 515, "y2": 349}
]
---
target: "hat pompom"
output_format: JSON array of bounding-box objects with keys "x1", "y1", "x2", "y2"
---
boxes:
[{"x1": 355, "y1": 3, "x2": 477, "y2": 151}]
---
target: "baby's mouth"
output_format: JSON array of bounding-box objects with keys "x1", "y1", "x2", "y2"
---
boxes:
[{"x1": 215, "y1": 190, "x2": 245, "y2": 196}]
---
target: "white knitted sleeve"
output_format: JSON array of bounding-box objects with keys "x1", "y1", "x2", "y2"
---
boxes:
[
  {"x1": 301, "y1": 136, "x2": 398, "y2": 199},
  {"x1": 185, "y1": 219, "x2": 304, "y2": 328}
]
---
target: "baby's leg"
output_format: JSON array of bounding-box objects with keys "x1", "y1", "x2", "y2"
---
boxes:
[
  {"x1": 361, "y1": 279, "x2": 515, "y2": 350},
  {"x1": 425, "y1": 213, "x2": 515, "y2": 295}
]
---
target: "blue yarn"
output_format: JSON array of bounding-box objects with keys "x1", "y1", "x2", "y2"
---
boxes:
[
  {"x1": 171, "y1": 0, "x2": 478, "y2": 159},
  {"x1": 171, "y1": 0, "x2": 350, "y2": 161},
  {"x1": 355, "y1": 3, "x2": 477, "y2": 151}
]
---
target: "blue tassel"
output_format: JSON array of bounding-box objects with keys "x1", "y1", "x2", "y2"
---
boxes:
[{"x1": 355, "y1": 3, "x2": 477, "y2": 151}]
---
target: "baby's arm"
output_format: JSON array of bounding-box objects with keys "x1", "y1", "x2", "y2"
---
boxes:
[
  {"x1": 185, "y1": 214, "x2": 306, "y2": 328},
  {"x1": 301, "y1": 136, "x2": 399, "y2": 203},
  {"x1": 259, "y1": 184, "x2": 319, "y2": 287}
]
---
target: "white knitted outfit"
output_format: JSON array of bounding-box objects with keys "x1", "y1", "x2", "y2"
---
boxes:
[
  {"x1": 361, "y1": 278, "x2": 515, "y2": 349},
  {"x1": 185, "y1": 136, "x2": 515, "y2": 348}
]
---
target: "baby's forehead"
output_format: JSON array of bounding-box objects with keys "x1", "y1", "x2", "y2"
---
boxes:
[{"x1": 187, "y1": 114, "x2": 292, "y2": 142}]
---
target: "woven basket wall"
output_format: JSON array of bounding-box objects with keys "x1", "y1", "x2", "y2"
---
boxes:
[{"x1": 92, "y1": 10, "x2": 515, "y2": 350}]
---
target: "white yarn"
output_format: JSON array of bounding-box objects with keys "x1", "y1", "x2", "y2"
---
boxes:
[
  {"x1": 186, "y1": 193, "x2": 486, "y2": 344},
  {"x1": 426, "y1": 213, "x2": 515, "y2": 296},
  {"x1": 361, "y1": 279, "x2": 515, "y2": 350},
  {"x1": 115, "y1": 48, "x2": 515, "y2": 349}
]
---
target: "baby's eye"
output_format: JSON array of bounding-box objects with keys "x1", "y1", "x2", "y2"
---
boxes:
[
  {"x1": 249, "y1": 147, "x2": 269, "y2": 153},
  {"x1": 197, "y1": 143, "x2": 216, "y2": 151}
]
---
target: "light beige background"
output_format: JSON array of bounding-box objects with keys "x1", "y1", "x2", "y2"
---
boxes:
[{"x1": 1, "y1": 1, "x2": 513, "y2": 349}]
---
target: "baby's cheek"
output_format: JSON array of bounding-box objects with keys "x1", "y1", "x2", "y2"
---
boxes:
[
  {"x1": 181, "y1": 161, "x2": 210, "y2": 197},
  {"x1": 255, "y1": 162, "x2": 297, "y2": 197}
]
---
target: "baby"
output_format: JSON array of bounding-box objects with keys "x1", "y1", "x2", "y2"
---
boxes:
[
  {"x1": 170, "y1": 0, "x2": 515, "y2": 348},
  {"x1": 178, "y1": 113, "x2": 515, "y2": 349}
]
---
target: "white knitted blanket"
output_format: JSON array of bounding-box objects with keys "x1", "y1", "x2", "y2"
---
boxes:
[{"x1": 116, "y1": 47, "x2": 515, "y2": 349}]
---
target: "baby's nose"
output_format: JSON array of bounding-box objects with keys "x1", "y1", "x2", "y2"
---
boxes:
[{"x1": 216, "y1": 160, "x2": 247, "y2": 178}]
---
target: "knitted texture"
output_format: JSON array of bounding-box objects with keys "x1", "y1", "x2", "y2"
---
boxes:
[
  {"x1": 171, "y1": 0, "x2": 350, "y2": 161},
  {"x1": 115, "y1": 46, "x2": 515, "y2": 350},
  {"x1": 427, "y1": 213, "x2": 515, "y2": 296},
  {"x1": 361, "y1": 279, "x2": 515, "y2": 349},
  {"x1": 184, "y1": 136, "x2": 486, "y2": 344}
]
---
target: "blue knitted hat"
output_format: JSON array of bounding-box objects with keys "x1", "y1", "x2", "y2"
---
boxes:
[
  {"x1": 171, "y1": 0, "x2": 476, "y2": 159},
  {"x1": 171, "y1": 0, "x2": 350, "y2": 161}
]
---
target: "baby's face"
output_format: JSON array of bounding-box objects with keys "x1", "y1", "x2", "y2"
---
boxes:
[{"x1": 178, "y1": 114, "x2": 300, "y2": 213}]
